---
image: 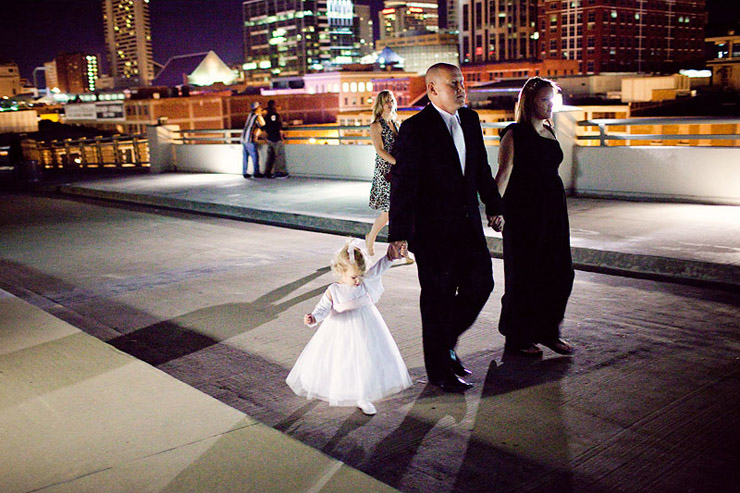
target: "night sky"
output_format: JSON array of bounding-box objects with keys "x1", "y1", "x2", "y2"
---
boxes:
[{"x1": 0, "y1": 0, "x2": 737, "y2": 82}]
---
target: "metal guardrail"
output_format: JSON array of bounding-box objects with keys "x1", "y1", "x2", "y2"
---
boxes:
[
  {"x1": 577, "y1": 117, "x2": 740, "y2": 146},
  {"x1": 176, "y1": 121, "x2": 515, "y2": 145},
  {"x1": 173, "y1": 117, "x2": 740, "y2": 148},
  {"x1": 23, "y1": 135, "x2": 150, "y2": 169}
]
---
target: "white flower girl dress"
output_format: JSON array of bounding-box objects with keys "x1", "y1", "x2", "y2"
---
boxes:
[{"x1": 286, "y1": 256, "x2": 412, "y2": 409}]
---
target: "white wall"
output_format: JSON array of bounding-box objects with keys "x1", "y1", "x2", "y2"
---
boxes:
[
  {"x1": 160, "y1": 126, "x2": 740, "y2": 205},
  {"x1": 573, "y1": 146, "x2": 740, "y2": 205},
  {"x1": 173, "y1": 142, "x2": 378, "y2": 180}
]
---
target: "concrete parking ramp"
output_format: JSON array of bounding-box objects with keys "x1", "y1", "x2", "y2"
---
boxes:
[{"x1": 0, "y1": 290, "x2": 395, "y2": 492}]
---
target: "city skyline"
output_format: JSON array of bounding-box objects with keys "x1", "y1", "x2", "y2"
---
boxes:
[{"x1": 1, "y1": 0, "x2": 738, "y2": 82}]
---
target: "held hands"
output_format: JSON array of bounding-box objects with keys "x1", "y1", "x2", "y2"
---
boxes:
[
  {"x1": 304, "y1": 313, "x2": 316, "y2": 326},
  {"x1": 487, "y1": 215, "x2": 505, "y2": 232},
  {"x1": 387, "y1": 241, "x2": 408, "y2": 260}
]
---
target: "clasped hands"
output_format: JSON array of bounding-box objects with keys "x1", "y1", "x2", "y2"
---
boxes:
[
  {"x1": 387, "y1": 241, "x2": 408, "y2": 260},
  {"x1": 488, "y1": 215, "x2": 504, "y2": 232}
]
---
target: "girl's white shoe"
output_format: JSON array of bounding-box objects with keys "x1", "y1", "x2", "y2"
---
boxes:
[{"x1": 357, "y1": 400, "x2": 376, "y2": 415}]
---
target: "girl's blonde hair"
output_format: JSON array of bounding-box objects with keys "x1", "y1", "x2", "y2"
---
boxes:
[
  {"x1": 371, "y1": 90, "x2": 397, "y2": 124},
  {"x1": 331, "y1": 238, "x2": 367, "y2": 277},
  {"x1": 515, "y1": 76, "x2": 560, "y2": 128}
]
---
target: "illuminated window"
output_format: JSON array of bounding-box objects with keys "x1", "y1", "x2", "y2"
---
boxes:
[
  {"x1": 342, "y1": 82, "x2": 349, "y2": 92},
  {"x1": 350, "y1": 82, "x2": 357, "y2": 92}
]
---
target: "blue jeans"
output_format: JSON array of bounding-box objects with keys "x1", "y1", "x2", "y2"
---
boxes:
[{"x1": 242, "y1": 142, "x2": 259, "y2": 175}]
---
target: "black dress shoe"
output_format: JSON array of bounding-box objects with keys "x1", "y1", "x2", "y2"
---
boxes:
[
  {"x1": 253, "y1": 172, "x2": 265, "y2": 178},
  {"x1": 429, "y1": 375, "x2": 473, "y2": 393},
  {"x1": 449, "y1": 350, "x2": 472, "y2": 377}
]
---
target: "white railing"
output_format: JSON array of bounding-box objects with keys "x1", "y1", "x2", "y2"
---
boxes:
[
  {"x1": 173, "y1": 122, "x2": 513, "y2": 146},
  {"x1": 577, "y1": 117, "x2": 740, "y2": 146},
  {"x1": 146, "y1": 115, "x2": 740, "y2": 204}
]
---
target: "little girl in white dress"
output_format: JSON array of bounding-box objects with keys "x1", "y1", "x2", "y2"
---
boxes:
[{"x1": 286, "y1": 239, "x2": 412, "y2": 415}]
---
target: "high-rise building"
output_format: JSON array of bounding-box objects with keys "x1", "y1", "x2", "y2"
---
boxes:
[
  {"x1": 538, "y1": 0, "x2": 707, "y2": 74},
  {"x1": 328, "y1": 0, "x2": 360, "y2": 67},
  {"x1": 0, "y1": 61, "x2": 22, "y2": 98},
  {"x1": 44, "y1": 61, "x2": 59, "y2": 92},
  {"x1": 242, "y1": 0, "x2": 331, "y2": 82},
  {"x1": 447, "y1": 0, "x2": 460, "y2": 34},
  {"x1": 354, "y1": 2, "x2": 375, "y2": 57},
  {"x1": 102, "y1": 0, "x2": 155, "y2": 87},
  {"x1": 379, "y1": 33, "x2": 460, "y2": 74},
  {"x1": 55, "y1": 53, "x2": 88, "y2": 94},
  {"x1": 42, "y1": 54, "x2": 100, "y2": 93},
  {"x1": 459, "y1": 0, "x2": 538, "y2": 64},
  {"x1": 379, "y1": 1, "x2": 439, "y2": 40},
  {"x1": 85, "y1": 55, "x2": 100, "y2": 92}
]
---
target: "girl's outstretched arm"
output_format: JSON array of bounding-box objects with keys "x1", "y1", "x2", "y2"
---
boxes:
[{"x1": 305, "y1": 288, "x2": 333, "y2": 327}]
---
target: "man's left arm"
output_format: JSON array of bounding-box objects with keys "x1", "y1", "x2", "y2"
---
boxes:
[{"x1": 468, "y1": 110, "x2": 502, "y2": 217}]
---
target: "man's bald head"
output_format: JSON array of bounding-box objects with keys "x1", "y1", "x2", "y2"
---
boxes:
[
  {"x1": 425, "y1": 63, "x2": 466, "y2": 114},
  {"x1": 425, "y1": 63, "x2": 459, "y2": 85}
]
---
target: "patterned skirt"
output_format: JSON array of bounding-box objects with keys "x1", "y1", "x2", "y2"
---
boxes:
[{"x1": 369, "y1": 158, "x2": 391, "y2": 212}]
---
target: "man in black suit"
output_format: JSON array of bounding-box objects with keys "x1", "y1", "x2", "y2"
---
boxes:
[{"x1": 389, "y1": 63, "x2": 504, "y2": 392}]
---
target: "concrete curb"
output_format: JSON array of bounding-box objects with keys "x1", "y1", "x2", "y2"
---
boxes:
[{"x1": 57, "y1": 184, "x2": 740, "y2": 291}]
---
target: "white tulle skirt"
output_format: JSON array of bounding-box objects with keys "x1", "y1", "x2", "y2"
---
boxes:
[{"x1": 286, "y1": 304, "x2": 412, "y2": 406}]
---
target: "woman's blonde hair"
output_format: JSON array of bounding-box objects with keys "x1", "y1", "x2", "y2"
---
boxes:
[
  {"x1": 515, "y1": 76, "x2": 560, "y2": 127},
  {"x1": 371, "y1": 90, "x2": 397, "y2": 124},
  {"x1": 331, "y1": 238, "x2": 367, "y2": 278}
]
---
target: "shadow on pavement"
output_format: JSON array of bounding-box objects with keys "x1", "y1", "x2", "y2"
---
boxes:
[
  {"x1": 107, "y1": 267, "x2": 331, "y2": 366},
  {"x1": 452, "y1": 356, "x2": 581, "y2": 493}
]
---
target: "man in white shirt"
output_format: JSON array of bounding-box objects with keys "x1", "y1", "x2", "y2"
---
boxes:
[{"x1": 389, "y1": 63, "x2": 504, "y2": 392}]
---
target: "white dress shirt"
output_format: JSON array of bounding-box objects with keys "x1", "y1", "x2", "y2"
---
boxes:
[{"x1": 431, "y1": 102, "x2": 466, "y2": 175}]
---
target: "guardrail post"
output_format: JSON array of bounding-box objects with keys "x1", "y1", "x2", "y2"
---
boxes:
[
  {"x1": 94, "y1": 137, "x2": 104, "y2": 167},
  {"x1": 132, "y1": 136, "x2": 142, "y2": 166},
  {"x1": 599, "y1": 124, "x2": 607, "y2": 147},
  {"x1": 147, "y1": 123, "x2": 180, "y2": 173},
  {"x1": 80, "y1": 139, "x2": 88, "y2": 167},
  {"x1": 112, "y1": 135, "x2": 121, "y2": 167}
]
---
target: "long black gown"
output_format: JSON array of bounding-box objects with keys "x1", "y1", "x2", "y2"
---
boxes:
[{"x1": 498, "y1": 122, "x2": 574, "y2": 347}]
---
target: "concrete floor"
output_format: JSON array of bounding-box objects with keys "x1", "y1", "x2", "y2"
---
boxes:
[
  {"x1": 52, "y1": 173, "x2": 740, "y2": 288},
  {"x1": 1, "y1": 191, "x2": 738, "y2": 492}
]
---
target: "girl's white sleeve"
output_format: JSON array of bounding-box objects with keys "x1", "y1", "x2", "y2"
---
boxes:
[
  {"x1": 308, "y1": 290, "x2": 333, "y2": 327},
  {"x1": 364, "y1": 256, "x2": 392, "y2": 303}
]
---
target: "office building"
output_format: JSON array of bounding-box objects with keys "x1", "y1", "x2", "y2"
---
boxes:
[
  {"x1": 41, "y1": 54, "x2": 100, "y2": 94},
  {"x1": 539, "y1": 0, "x2": 707, "y2": 74},
  {"x1": 447, "y1": 0, "x2": 460, "y2": 33},
  {"x1": 55, "y1": 53, "x2": 89, "y2": 94},
  {"x1": 379, "y1": 1, "x2": 439, "y2": 40},
  {"x1": 379, "y1": 33, "x2": 460, "y2": 74},
  {"x1": 102, "y1": 0, "x2": 155, "y2": 86},
  {"x1": 705, "y1": 32, "x2": 740, "y2": 91},
  {"x1": 0, "y1": 61, "x2": 22, "y2": 98},
  {"x1": 85, "y1": 55, "x2": 100, "y2": 92},
  {"x1": 44, "y1": 61, "x2": 59, "y2": 93},
  {"x1": 461, "y1": 58, "x2": 578, "y2": 83},
  {"x1": 354, "y1": 2, "x2": 375, "y2": 57},
  {"x1": 459, "y1": 0, "x2": 538, "y2": 64},
  {"x1": 328, "y1": 0, "x2": 360, "y2": 67},
  {"x1": 242, "y1": 0, "x2": 331, "y2": 82}
]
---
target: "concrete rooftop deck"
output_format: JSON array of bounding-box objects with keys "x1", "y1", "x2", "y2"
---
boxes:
[
  {"x1": 53, "y1": 172, "x2": 740, "y2": 289},
  {"x1": 1, "y1": 171, "x2": 739, "y2": 492}
]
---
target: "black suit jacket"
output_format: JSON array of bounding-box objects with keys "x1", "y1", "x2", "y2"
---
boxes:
[{"x1": 389, "y1": 104, "x2": 502, "y2": 253}]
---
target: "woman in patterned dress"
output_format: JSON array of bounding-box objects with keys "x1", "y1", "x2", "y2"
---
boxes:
[{"x1": 366, "y1": 90, "x2": 399, "y2": 256}]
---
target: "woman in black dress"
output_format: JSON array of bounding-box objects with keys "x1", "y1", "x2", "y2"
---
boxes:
[{"x1": 494, "y1": 77, "x2": 574, "y2": 356}]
